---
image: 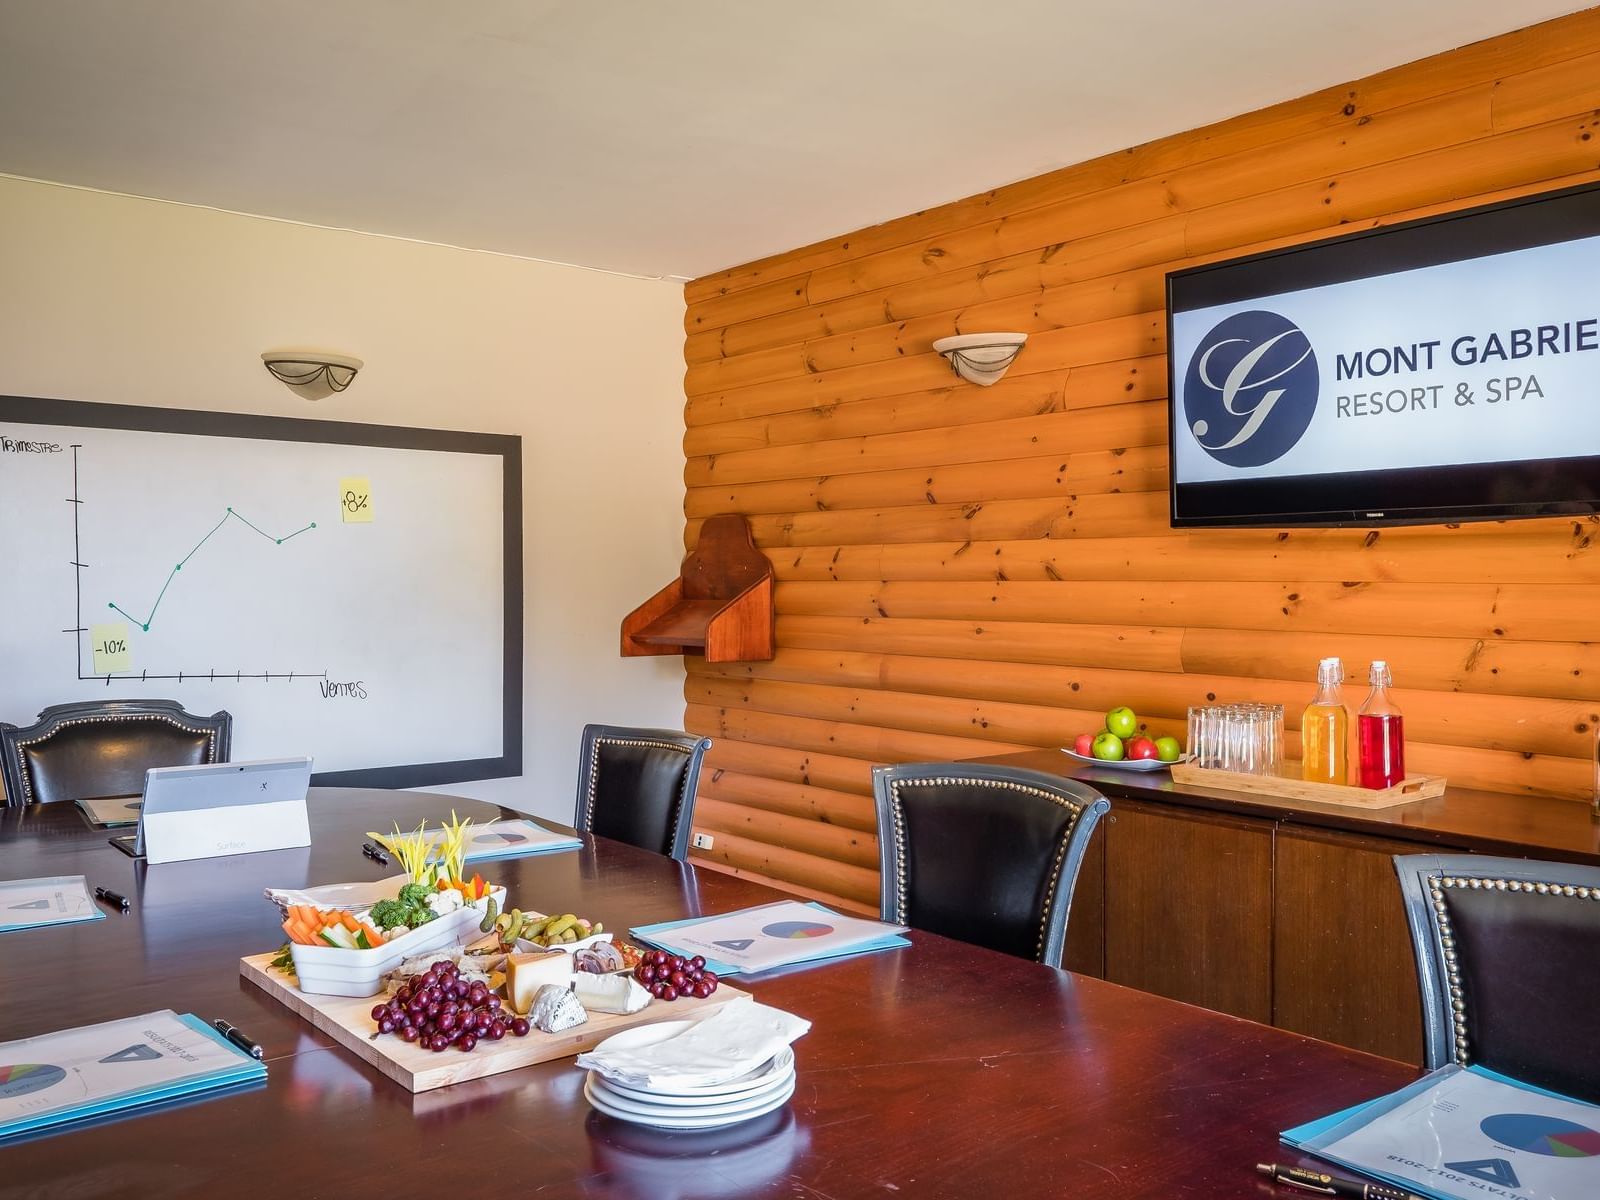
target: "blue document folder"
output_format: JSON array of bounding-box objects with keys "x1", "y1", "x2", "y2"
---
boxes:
[
  {"x1": 0, "y1": 875, "x2": 106, "y2": 935},
  {"x1": 632, "y1": 900, "x2": 910, "y2": 976},
  {"x1": 1282, "y1": 1064, "x2": 1600, "y2": 1200},
  {"x1": 423, "y1": 819, "x2": 582, "y2": 864},
  {"x1": 0, "y1": 1011, "x2": 266, "y2": 1142}
]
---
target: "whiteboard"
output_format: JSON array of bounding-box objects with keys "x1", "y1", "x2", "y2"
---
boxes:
[{"x1": 0, "y1": 396, "x2": 521, "y2": 787}]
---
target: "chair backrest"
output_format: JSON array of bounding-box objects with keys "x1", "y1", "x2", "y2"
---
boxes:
[
  {"x1": 1393, "y1": 853, "x2": 1600, "y2": 1102},
  {"x1": 0, "y1": 700, "x2": 232, "y2": 808},
  {"x1": 573, "y1": 725, "x2": 712, "y2": 861},
  {"x1": 872, "y1": 762, "x2": 1110, "y2": 968}
]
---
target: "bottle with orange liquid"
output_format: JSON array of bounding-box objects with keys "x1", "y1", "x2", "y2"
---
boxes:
[
  {"x1": 1301, "y1": 657, "x2": 1349, "y2": 785},
  {"x1": 1357, "y1": 660, "x2": 1406, "y2": 790}
]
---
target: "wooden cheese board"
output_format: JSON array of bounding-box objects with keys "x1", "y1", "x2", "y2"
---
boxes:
[
  {"x1": 1168, "y1": 763, "x2": 1445, "y2": 810},
  {"x1": 240, "y1": 953, "x2": 746, "y2": 1092}
]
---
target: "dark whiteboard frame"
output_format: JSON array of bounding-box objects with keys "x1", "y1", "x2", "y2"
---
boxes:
[{"x1": 0, "y1": 394, "x2": 523, "y2": 789}]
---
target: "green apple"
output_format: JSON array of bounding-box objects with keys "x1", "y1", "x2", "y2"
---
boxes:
[
  {"x1": 1091, "y1": 731, "x2": 1125, "y2": 761},
  {"x1": 1154, "y1": 735, "x2": 1182, "y2": 762},
  {"x1": 1105, "y1": 706, "x2": 1137, "y2": 739}
]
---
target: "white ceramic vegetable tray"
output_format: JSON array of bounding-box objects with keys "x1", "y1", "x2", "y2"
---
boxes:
[{"x1": 286, "y1": 887, "x2": 504, "y2": 997}]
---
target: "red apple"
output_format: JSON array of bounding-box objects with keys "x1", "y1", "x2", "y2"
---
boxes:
[
  {"x1": 1073, "y1": 732, "x2": 1095, "y2": 756},
  {"x1": 1127, "y1": 736, "x2": 1159, "y2": 760}
]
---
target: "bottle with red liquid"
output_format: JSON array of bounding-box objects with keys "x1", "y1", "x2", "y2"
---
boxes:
[{"x1": 1357, "y1": 660, "x2": 1406, "y2": 789}]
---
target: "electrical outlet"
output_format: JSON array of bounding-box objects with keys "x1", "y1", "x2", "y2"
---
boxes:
[{"x1": 691, "y1": 832, "x2": 714, "y2": 851}]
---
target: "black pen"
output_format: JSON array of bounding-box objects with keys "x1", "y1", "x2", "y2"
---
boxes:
[
  {"x1": 213, "y1": 1018, "x2": 264, "y2": 1060},
  {"x1": 93, "y1": 886, "x2": 130, "y2": 911},
  {"x1": 362, "y1": 842, "x2": 389, "y2": 865},
  {"x1": 1258, "y1": 1163, "x2": 1420, "y2": 1200}
]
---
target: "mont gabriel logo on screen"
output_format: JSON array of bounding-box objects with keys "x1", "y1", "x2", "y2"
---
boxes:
[{"x1": 1183, "y1": 310, "x2": 1318, "y2": 467}]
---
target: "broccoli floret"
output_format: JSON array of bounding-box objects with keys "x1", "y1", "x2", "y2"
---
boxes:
[
  {"x1": 368, "y1": 885, "x2": 438, "y2": 931},
  {"x1": 397, "y1": 882, "x2": 432, "y2": 906}
]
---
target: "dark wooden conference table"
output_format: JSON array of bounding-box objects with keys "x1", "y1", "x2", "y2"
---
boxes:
[{"x1": 1, "y1": 787, "x2": 1417, "y2": 1199}]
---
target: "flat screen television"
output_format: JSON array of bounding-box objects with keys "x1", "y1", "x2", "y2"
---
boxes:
[{"x1": 1165, "y1": 180, "x2": 1600, "y2": 527}]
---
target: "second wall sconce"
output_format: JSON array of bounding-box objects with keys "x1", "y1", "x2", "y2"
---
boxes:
[
  {"x1": 262, "y1": 349, "x2": 363, "y2": 401},
  {"x1": 932, "y1": 332, "x2": 1028, "y2": 386}
]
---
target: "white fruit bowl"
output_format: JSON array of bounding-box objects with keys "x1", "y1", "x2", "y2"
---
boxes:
[
  {"x1": 1059, "y1": 748, "x2": 1189, "y2": 772},
  {"x1": 288, "y1": 886, "x2": 505, "y2": 997}
]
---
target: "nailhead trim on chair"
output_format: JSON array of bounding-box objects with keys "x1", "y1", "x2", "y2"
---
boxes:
[
  {"x1": 1429, "y1": 873, "x2": 1600, "y2": 1065},
  {"x1": 14, "y1": 714, "x2": 219, "y2": 804},
  {"x1": 584, "y1": 737, "x2": 695, "y2": 851},
  {"x1": 886, "y1": 776, "x2": 1086, "y2": 962}
]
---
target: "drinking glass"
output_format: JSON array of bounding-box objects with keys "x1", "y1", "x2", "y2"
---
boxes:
[
  {"x1": 1219, "y1": 706, "x2": 1239, "y2": 771},
  {"x1": 1231, "y1": 706, "x2": 1255, "y2": 774},
  {"x1": 1264, "y1": 703, "x2": 1285, "y2": 775},
  {"x1": 1187, "y1": 706, "x2": 1208, "y2": 768}
]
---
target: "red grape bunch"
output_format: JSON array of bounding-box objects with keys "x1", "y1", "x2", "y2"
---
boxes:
[
  {"x1": 371, "y1": 959, "x2": 531, "y2": 1053},
  {"x1": 634, "y1": 950, "x2": 718, "y2": 1001}
]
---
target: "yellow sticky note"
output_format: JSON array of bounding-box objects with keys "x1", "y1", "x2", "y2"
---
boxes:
[
  {"x1": 90, "y1": 622, "x2": 132, "y2": 674},
  {"x1": 340, "y1": 476, "x2": 373, "y2": 523}
]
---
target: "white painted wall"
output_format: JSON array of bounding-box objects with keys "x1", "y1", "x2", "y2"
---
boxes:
[{"x1": 0, "y1": 176, "x2": 688, "y2": 820}]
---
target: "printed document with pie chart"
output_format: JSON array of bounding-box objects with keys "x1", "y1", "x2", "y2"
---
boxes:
[
  {"x1": 0, "y1": 876, "x2": 104, "y2": 934},
  {"x1": 416, "y1": 819, "x2": 581, "y2": 863},
  {"x1": 640, "y1": 900, "x2": 908, "y2": 973},
  {"x1": 1300, "y1": 1064, "x2": 1600, "y2": 1200},
  {"x1": 0, "y1": 1011, "x2": 265, "y2": 1138}
]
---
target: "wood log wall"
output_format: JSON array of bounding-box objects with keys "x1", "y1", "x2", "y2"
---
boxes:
[{"x1": 678, "y1": 9, "x2": 1600, "y2": 910}]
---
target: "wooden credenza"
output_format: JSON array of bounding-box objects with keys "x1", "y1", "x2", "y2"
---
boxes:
[{"x1": 980, "y1": 750, "x2": 1600, "y2": 1065}]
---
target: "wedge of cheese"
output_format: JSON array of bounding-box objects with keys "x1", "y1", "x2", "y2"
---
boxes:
[
  {"x1": 571, "y1": 971, "x2": 651, "y2": 1015},
  {"x1": 505, "y1": 949, "x2": 574, "y2": 1016}
]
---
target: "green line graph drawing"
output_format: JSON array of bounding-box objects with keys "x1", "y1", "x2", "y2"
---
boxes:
[{"x1": 107, "y1": 507, "x2": 317, "y2": 631}]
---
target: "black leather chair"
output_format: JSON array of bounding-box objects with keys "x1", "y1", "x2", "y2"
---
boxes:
[
  {"x1": 573, "y1": 725, "x2": 712, "y2": 861},
  {"x1": 1394, "y1": 854, "x2": 1600, "y2": 1102},
  {"x1": 0, "y1": 699, "x2": 232, "y2": 808},
  {"x1": 872, "y1": 762, "x2": 1109, "y2": 968}
]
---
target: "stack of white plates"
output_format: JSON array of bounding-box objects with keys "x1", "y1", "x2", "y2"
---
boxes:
[{"x1": 584, "y1": 1021, "x2": 797, "y2": 1131}]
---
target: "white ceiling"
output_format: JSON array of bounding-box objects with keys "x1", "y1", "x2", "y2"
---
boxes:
[{"x1": 0, "y1": 1, "x2": 1588, "y2": 280}]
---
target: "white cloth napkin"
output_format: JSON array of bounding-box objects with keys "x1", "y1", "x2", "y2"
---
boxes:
[{"x1": 576, "y1": 996, "x2": 810, "y2": 1090}]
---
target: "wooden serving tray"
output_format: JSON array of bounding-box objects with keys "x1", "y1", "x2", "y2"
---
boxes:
[
  {"x1": 240, "y1": 953, "x2": 745, "y2": 1092},
  {"x1": 1168, "y1": 763, "x2": 1445, "y2": 810}
]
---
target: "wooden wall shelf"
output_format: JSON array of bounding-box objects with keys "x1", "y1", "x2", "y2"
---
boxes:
[{"x1": 622, "y1": 514, "x2": 774, "y2": 662}]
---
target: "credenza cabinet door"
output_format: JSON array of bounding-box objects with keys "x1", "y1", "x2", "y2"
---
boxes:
[
  {"x1": 1272, "y1": 827, "x2": 1427, "y2": 1064},
  {"x1": 1102, "y1": 802, "x2": 1274, "y2": 1022}
]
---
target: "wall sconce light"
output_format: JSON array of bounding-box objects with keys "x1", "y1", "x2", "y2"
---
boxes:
[
  {"x1": 932, "y1": 333, "x2": 1028, "y2": 387},
  {"x1": 261, "y1": 349, "x2": 363, "y2": 401}
]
